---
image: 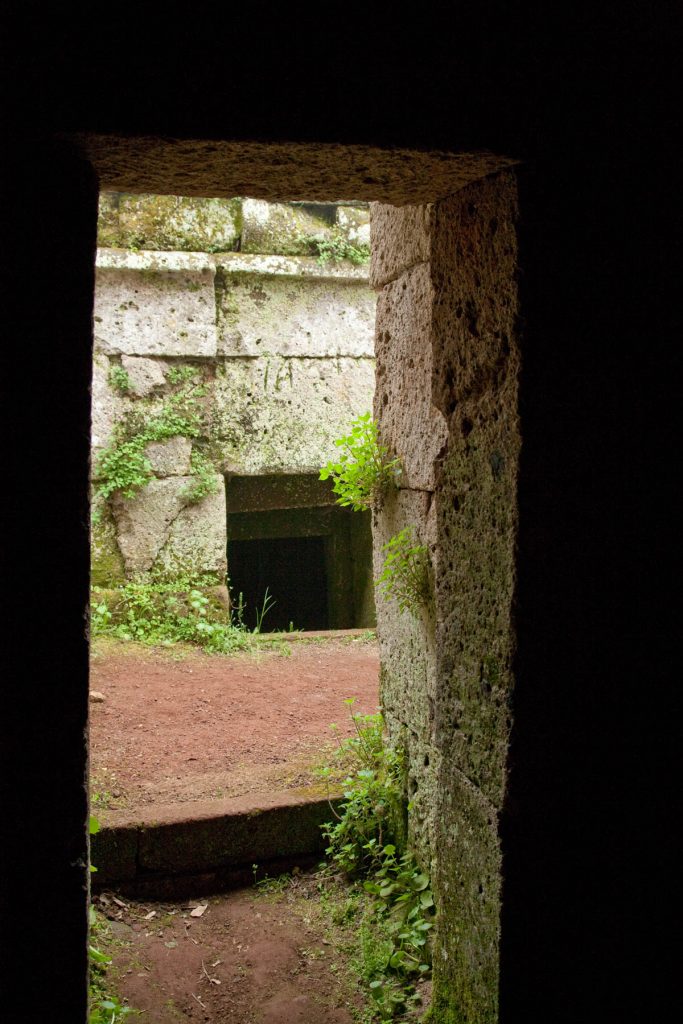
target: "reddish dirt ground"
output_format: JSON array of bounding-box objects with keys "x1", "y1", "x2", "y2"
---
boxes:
[
  {"x1": 89, "y1": 634, "x2": 380, "y2": 815},
  {"x1": 96, "y1": 873, "x2": 374, "y2": 1024}
]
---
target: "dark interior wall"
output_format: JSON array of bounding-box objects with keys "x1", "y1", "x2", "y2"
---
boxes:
[
  {"x1": 0, "y1": 141, "x2": 98, "y2": 1019},
  {"x1": 0, "y1": 9, "x2": 676, "y2": 1021},
  {"x1": 500, "y1": 150, "x2": 677, "y2": 1022}
]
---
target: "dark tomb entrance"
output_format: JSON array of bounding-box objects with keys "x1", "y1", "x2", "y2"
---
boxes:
[
  {"x1": 228, "y1": 535, "x2": 329, "y2": 631},
  {"x1": 226, "y1": 473, "x2": 376, "y2": 632}
]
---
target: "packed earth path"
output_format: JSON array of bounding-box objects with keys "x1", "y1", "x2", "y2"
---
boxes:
[
  {"x1": 89, "y1": 632, "x2": 380, "y2": 815},
  {"x1": 93, "y1": 867, "x2": 432, "y2": 1024}
]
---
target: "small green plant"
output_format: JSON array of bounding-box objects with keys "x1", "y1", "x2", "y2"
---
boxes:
[
  {"x1": 95, "y1": 434, "x2": 153, "y2": 502},
  {"x1": 179, "y1": 448, "x2": 219, "y2": 503},
  {"x1": 91, "y1": 577, "x2": 255, "y2": 654},
  {"x1": 359, "y1": 846, "x2": 433, "y2": 1019},
  {"x1": 231, "y1": 590, "x2": 247, "y2": 630},
  {"x1": 166, "y1": 364, "x2": 198, "y2": 385},
  {"x1": 89, "y1": 814, "x2": 100, "y2": 874},
  {"x1": 253, "y1": 586, "x2": 276, "y2": 633},
  {"x1": 319, "y1": 704, "x2": 433, "y2": 1019},
  {"x1": 108, "y1": 365, "x2": 131, "y2": 393},
  {"x1": 91, "y1": 600, "x2": 112, "y2": 632},
  {"x1": 254, "y1": 872, "x2": 292, "y2": 897},
  {"x1": 229, "y1": 586, "x2": 288, "y2": 635},
  {"x1": 94, "y1": 375, "x2": 208, "y2": 504},
  {"x1": 320, "y1": 704, "x2": 404, "y2": 875},
  {"x1": 375, "y1": 527, "x2": 431, "y2": 615},
  {"x1": 320, "y1": 413, "x2": 401, "y2": 512},
  {"x1": 91, "y1": 575, "x2": 290, "y2": 654},
  {"x1": 300, "y1": 229, "x2": 370, "y2": 266},
  {"x1": 88, "y1": 905, "x2": 137, "y2": 1023}
]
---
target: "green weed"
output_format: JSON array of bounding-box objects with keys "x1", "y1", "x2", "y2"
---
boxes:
[
  {"x1": 179, "y1": 447, "x2": 219, "y2": 503},
  {"x1": 299, "y1": 230, "x2": 370, "y2": 266},
  {"x1": 88, "y1": 904, "x2": 137, "y2": 1022},
  {"x1": 92, "y1": 577, "x2": 250, "y2": 654},
  {"x1": 94, "y1": 375, "x2": 209, "y2": 506},
  {"x1": 375, "y1": 527, "x2": 431, "y2": 616},
  {"x1": 319, "y1": 704, "x2": 434, "y2": 1019},
  {"x1": 91, "y1": 576, "x2": 290, "y2": 655},
  {"x1": 108, "y1": 365, "x2": 131, "y2": 394},
  {"x1": 165, "y1": 365, "x2": 199, "y2": 385},
  {"x1": 320, "y1": 413, "x2": 401, "y2": 512},
  {"x1": 253, "y1": 587, "x2": 276, "y2": 633}
]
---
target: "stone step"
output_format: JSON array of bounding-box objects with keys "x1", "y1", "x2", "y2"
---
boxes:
[{"x1": 91, "y1": 786, "x2": 342, "y2": 899}]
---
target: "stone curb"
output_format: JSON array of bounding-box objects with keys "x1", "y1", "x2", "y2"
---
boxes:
[
  {"x1": 96, "y1": 248, "x2": 369, "y2": 282},
  {"x1": 91, "y1": 787, "x2": 342, "y2": 890}
]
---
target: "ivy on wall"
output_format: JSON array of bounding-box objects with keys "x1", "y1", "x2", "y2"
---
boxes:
[{"x1": 94, "y1": 368, "x2": 218, "y2": 512}]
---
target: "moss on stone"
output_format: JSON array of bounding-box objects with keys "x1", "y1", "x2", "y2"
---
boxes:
[
  {"x1": 97, "y1": 193, "x2": 242, "y2": 252},
  {"x1": 90, "y1": 497, "x2": 126, "y2": 586},
  {"x1": 241, "y1": 201, "x2": 332, "y2": 257}
]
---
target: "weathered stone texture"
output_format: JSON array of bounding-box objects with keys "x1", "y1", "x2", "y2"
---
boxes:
[
  {"x1": 144, "y1": 436, "x2": 192, "y2": 477},
  {"x1": 111, "y1": 476, "x2": 226, "y2": 579},
  {"x1": 211, "y1": 357, "x2": 375, "y2": 475},
  {"x1": 215, "y1": 254, "x2": 374, "y2": 358},
  {"x1": 241, "y1": 199, "x2": 332, "y2": 255},
  {"x1": 431, "y1": 175, "x2": 519, "y2": 423},
  {"x1": 430, "y1": 774, "x2": 502, "y2": 1024},
  {"x1": 120, "y1": 355, "x2": 167, "y2": 397},
  {"x1": 112, "y1": 478, "x2": 198, "y2": 574},
  {"x1": 372, "y1": 485, "x2": 439, "y2": 871},
  {"x1": 431, "y1": 174, "x2": 520, "y2": 809},
  {"x1": 153, "y1": 482, "x2": 227, "y2": 581},
  {"x1": 370, "y1": 202, "x2": 432, "y2": 288},
  {"x1": 90, "y1": 350, "x2": 121, "y2": 451},
  {"x1": 225, "y1": 473, "x2": 337, "y2": 514},
  {"x1": 94, "y1": 251, "x2": 217, "y2": 357},
  {"x1": 372, "y1": 171, "x2": 520, "y2": 1021},
  {"x1": 373, "y1": 487, "x2": 437, "y2": 740},
  {"x1": 90, "y1": 494, "x2": 126, "y2": 587},
  {"x1": 337, "y1": 205, "x2": 370, "y2": 247},
  {"x1": 80, "y1": 135, "x2": 516, "y2": 205},
  {"x1": 373, "y1": 262, "x2": 448, "y2": 490},
  {"x1": 92, "y1": 215, "x2": 376, "y2": 590},
  {"x1": 98, "y1": 193, "x2": 242, "y2": 252},
  {"x1": 370, "y1": 481, "x2": 440, "y2": 872}
]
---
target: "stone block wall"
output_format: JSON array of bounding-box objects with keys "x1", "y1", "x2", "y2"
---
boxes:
[
  {"x1": 91, "y1": 196, "x2": 375, "y2": 595},
  {"x1": 371, "y1": 171, "x2": 520, "y2": 1022}
]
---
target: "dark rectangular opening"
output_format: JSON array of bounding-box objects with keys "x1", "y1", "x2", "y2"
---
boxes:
[
  {"x1": 228, "y1": 535, "x2": 329, "y2": 631},
  {"x1": 226, "y1": 475, "x2": 376, "y2": 631}
]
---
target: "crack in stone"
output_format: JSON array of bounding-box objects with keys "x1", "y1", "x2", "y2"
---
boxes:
[
  {"x1": 373, "y1": 258, "x2": 430, "y2": 290},
  {"x1": 153, "y1": 495, "x2": 192, "y2": 568}
]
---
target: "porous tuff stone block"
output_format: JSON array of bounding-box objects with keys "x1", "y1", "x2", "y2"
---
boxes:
[
  {"x1": 90, "y1": 350, "x2": 121, "y2": 451},
  {"x1": 153, "y1": 482, "x2": 227, "y2": 580},
  {"x1": 370, "y1": 203, "x2": 433, "y2": 289},
  {"x1": 336, "y1": 205, "x2": 370, "y2": 247},
  {"x1": 240, "y1": 198, "x2": 331, "y2": 256},
  {"x1": 211, "y1": 356, "x2": 375, "y2": 475},
  {"x1": 374, "y1": 261, "x2": 448, "y2": 491},
  {"x1": 112, "y1": 477, "x2": 197, "y2": 574},
  {"x1": 144, "y1": 436, "x2": 193, "y2": 477},
  {"x1": 98, "y1": 193, "x2": 241, "y2": 253},
  {"x1": 216, "y1": 254, "x2": 374, "y2": 358},
  {"x1": 94, "y1": 251, "x2": 217, "y2": 358},
  {"x1": 120, "y1": 355, "x2": 167, "y2": 397},
  {"x1": 371, "y1": 173, "x2": 521, "y2": 1020}
]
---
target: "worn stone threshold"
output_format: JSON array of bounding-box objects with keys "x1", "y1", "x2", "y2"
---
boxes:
[
  {"x1": 91, "y1": 785, "x2": 342, "y2": 899},
  {"x1": 260, "y1": 626, "x2": 375, "y2": 642}
]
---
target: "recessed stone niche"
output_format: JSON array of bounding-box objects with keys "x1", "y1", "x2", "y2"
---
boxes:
[{"x1": 226, "y1": 473, "x2": 375, "y2": 632}]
